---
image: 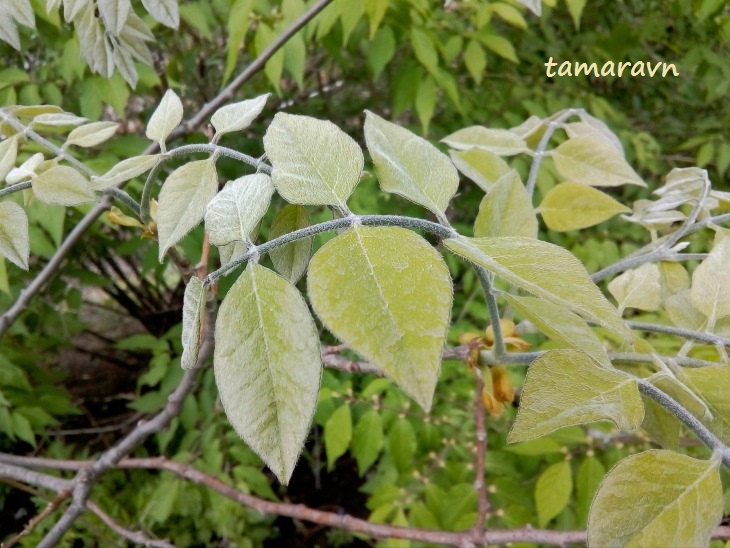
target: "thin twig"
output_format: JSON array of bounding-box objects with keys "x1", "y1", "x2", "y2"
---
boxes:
[
  {"x1": 86, "y1": 500, "x2": 174, "y2": 548},
  {"x1": 2, "y1": 489, "x2": 71, "y2": 548},
  {"x1": 472, "y1": 368, "x2": 489, "y2": 535}
]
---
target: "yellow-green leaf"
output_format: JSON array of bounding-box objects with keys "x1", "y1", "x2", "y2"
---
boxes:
[
  {"x1": 364, "y1": 110, "x2": 459, "y2": 222},
  {"x1": 684, "y1": 366, "x2": 730, "y2": 444},
  {"x1": 325, "y1": 404, "x2": 351, "y2": 470},
  {"x1": 538, "y1": 182, "x2": 630, "y2": 231},
  {"x1": 32, "y1": 165, "x2": 95, "y2": 206},
  {"x1": 90, "y1": 154, "x2": 159, "y2": 190},
  {"x1": 508, "y1": 349, "x2": 644, "y2": 443},
  {"x1": 269, "y1": 205, "x2": 312, "y2": 284},
  {"x1": 503, "y1": 295, "x2": 611, "y2": 368},
  {"x1": 0, "y1": 135, "x2": 20, "y2": 182},
  {"x1": 0, "y1": 201, "x2": 29, "y2": 269},
  {"x1": 463, "y1": 40, "x2": 487, "y2": 84},
  {"x1": 552, "y1": 135, "x2": 646, "y2": 187},
  {"x1": 576, "y1": 456, "x2": 605, "y2": 526},
  {"x1": 66, "y1": 121, "x2": 119, "y2": 148},
  {"x1": 263, "y1": 113, "x2": 363, "y2": 208},
  {"x1": 442, "y1": 126, "x2": 528, "y2": 156},
  {"x1": 535, "y1": 460, "x2": 572, "y2": 526},
  {"x1": 352, "y1": 409, "x2": 383, "y2": 475},
  {"x1": 588, "y1": 450, "x2": 723, "y2": 547},
  {"x1": 449, "y1": 148, "x2": 512, "y2": 191},
  {"x1": 157, "y1": 159, "x2": 218, "y2": 260},
  {"x1": 444, "y1": 236, "x2": 631, "y2": 340},
  {"x1": 181, "y1": 276, "x2": 208, "y2": 370},
  {"x1": 608, "y1": 263, "x2": 662, "y2": 314},
  {"x1": 474, "y1": 170, "x2": 537, "y2": 238},
  {"x1": 308, "y1": 226, "x2": 452, "y2": 410},
  {"x1": 690, "y1": 232, "x2": 730, "y2": 324},
  {"x1": 214, "y1": 264, "x2": 321, "y2": 484}
]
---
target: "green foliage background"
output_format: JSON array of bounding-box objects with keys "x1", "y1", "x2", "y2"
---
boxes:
[{"x1": 0, "y1": 0, "x2": 729, "y2": 545}]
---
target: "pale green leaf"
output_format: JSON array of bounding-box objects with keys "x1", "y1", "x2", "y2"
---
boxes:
[
  {"x1": 0, "y1": 201, "x2": 29, "y2": 269},
  {"x1": 665, "y1": 290, "x2": 706, "y2": 331},
  {"x1": 66, "y1": 121, "x2": 119, "y2": 148},
  {"x1": 0, "y1": 8, "x2": 21, "y2": 50},
  {"x1": 535, "y1": 460, "x2": 572, "y2": 526},
  {"x1": 588, "y1": 450, "x2": 723, "y2": 547},
  {"x1": 0, "y1": 135, "x2": 19, "y2": 182},
  {"x1": 325, "y1": 404, "x2": 352, "y2": 470},
  {"x1": 507, "y1": 349, "x2": 644, "y2": 443},
  {"x1": 515, "y1": 0, "x2": 542, "y2": 15},
  {"x1": 503, "y1": 295, "x2": 611, "y2": 368},
  {"x1": 157, "y1": 159, "x2": 218, "y2": 260},
  {"x1": 641, "y1": 396, "x2": 680, "y2": 450},
  {"x1": 449, "y1": 148, "x2": 512, "y2": 191},
  {"x1": 140, "y1": 0, "x2": 178, "y2": 28},
  {"x1": 214, "y1": 264, "x2": 322, "y2": 484},
  {"x1": 463, "y1": 40, "x2": 487, "y2": 84},
  {"x1": 8, "y1": 0, "x2": 34, "y2": 27},
  {"x1": 263, "y1": 113, "x2": 363, "y2": 208},
  {"x1": 352, "y1": 409, "x2": 383, "y2": 475},
  {"x1": 552, "y1": 135, "x2": 646, "y2": 187},
  {"x1": 90, "y1": 154, "x2": 159, "y2": 190},
  {"x1": 565, "y1": 118, "x2": 624, "y2": 155},
  {"x1": 364, "y1": 110, "x2": 459, "y2": 221},
  {"x1": 33, "y1": 112, "x2": 86, "y2": 127},
  {"x1": 539, "y1": 182, "x2": 630, "y2": 231},
  {"x1": 684, "y1": 366, "x2": 730, "y2": 444},
  {"x1": 658, "y1": 262, "x2": 689, "y2": 303},
  {"x1": 181, "y1": 277, "x2": 208, "y2": 370},
  {"x1": 690, "y1": 232, "x2": 730, "y2": 324},
  {"x1": 474, "y1": 170, "x2": 537, "y2": 238},
  {"x1": 204, "y1": 173, "x2": 274, "y2": 246},
  {"x1": 6, "y1": 153, "x2": 44, "y2": 185},
  {"x1": 283, "y1": 33, "x2": 305, "y2": 89},
  {"x1": 389, "y1": 418, "x2": 417, "y2": 473},
  {"x1": 269, "y1": 204, "x2": 312, "y2": 284},
  {"x1": 576, "y1": 456, "x2": 605, "y2": 526},
  {"x1": 97, "y1": 0, "x2": 130, "y2": 34},
  {"x1": 608, "y1": 263, "x2": 662, "y2": 314},
  {"x1": 308, "y1": 226, "x2": 452, "y2": 410},
  {"x1": 32, "y1": 165, "x2": 95, "y2": 206},
  {"x1": 444, "y1": 236, "x2": 631, "y2": 339},
  {"x1": 218, "y1": 241, "x2": 249, "y2": 270},
  {"x1": 211, "y1": 94, "x2": 269, "y2": 141},
  {"x1": 565, "y1": 0, "x2": 587, "y2": 29},
  {"x1": 145, "y1": 89, "x2": 183, "y2": 148},
  {"x1": 442, "y1": 126, "x2": 528, "y2": 156},
  {"x1": 365, "y1": 26, "x2": 396, "y2": 80}
]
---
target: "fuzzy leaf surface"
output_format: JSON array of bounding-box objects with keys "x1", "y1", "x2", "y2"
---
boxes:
[
  {"x1": 269, "y1": 204, "x2": 312, "y2": 284},
  {"x1": 690, "y1": 233, "x2": 730, "y2": 324},
  {"x1": 214, "y1": 264, "x2": 321, "y2": 484},
  {"x1": 308, "y1": 226, "x2": 452, "y2": 410},
  {"x1": 211, "y1": 94, "x2": 269, "y2": 140},
  {"x1": 145, "y1": 89, "x2": 183, "y2": 147},
  {"x1": 263, "y1": 113, "x2": 363, "y2": 208},
  {"x1": 90, "y1": 155, "x2": 159, "y2": 190},
  {"x1": 449, "y1": 148, "x2": 511, "y2": 191},
  {"x1": 181, "y1": 277, "x2": 208, "y2": 370},
  {"x1": 33, "y1": 165, "x2": 95, "y2": 206},
  {"x1": 508, "y1": 349, "x2": 643, "y2": 443},
  {"x1": 444, "y1": 236, "x2": 630, "y2": 340},
  {"x1": 66, "y1": 121, "x2": 119, "y2": 148},
  {"x1": 0, "y1": 201, "x2": 29, "y2": 269},
  {"x1": 608, "y1": 263, "x2": 662, "y2": 314},
  {"x1": 204, "y1": 173, "x2": 274, "y2": 246},
  {"x1": 442, "y1": 126, "x2": 528, "y2": 156},
  {"x1": 588, "y1": 450, "x2": 722, "y2": 547},
  {"x1": 364, "y1": 110, "x2": 459, "y2": 221},
  {"x1": 552, "y1": 135, "x2": 646, "y2": 187},
  {"x1": 503, "y1": 295, "x2": 610, "y2": 368},
  {"x1": 474, "y1": 170, "x2": 537, "y2": 238},
  {"x1": 538, "y1": 182, "x2": 630, "y2": 231},
  {"x1": 157, "y1": 159, "x2": 218, "y2": 260}
]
